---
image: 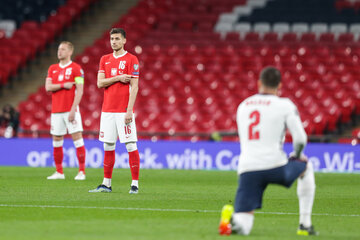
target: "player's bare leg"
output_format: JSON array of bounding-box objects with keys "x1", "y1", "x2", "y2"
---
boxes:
[
  {"x1": 47, "y1": 135, "x2": 65, "y2": 179},
  {"x1": 126, "y1": 142, "x2": 139, "y2": 194},
  {"x1": 71, "y1": 131, "x2": 86, "y2": 180}
]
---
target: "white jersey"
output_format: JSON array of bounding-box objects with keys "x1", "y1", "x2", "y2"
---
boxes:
[{"x1": 236, "y1": 94, "x2": 307, "y2": 174}]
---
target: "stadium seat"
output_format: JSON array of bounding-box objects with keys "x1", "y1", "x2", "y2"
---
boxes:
[
  {"x1": 310, "y1": 23, "x2": 328, "y2": 36},
  {"x1": 234, "y1": 22, "x2": 252, "y2": 37},
  {"x1": 253, "y1": 22, "x2": 271, "y2": 35},
  {"x1": 273, "y1": 22, "x2": 290, "y2": 36}
]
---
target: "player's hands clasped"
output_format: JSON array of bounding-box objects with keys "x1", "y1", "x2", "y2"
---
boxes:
[
  {"x1": 118, "y1": 74, "x2": 132, "y2": 83},
  {"x1": 125, "y1": 111, "x2": 133, "y2": 125}
]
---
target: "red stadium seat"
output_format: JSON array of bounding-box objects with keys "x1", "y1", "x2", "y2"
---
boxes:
[
  {"x1": 338, "y1": 33, "x2": 354, "y2": 43},
  {"x1": 282, "y1": 33, "x2": 297, "y2": 42},
  {"x1": 300, "y1": 33, "x2": 316, "y2": 42},
  {"x1": 319, "y1": 33, "x2": 335, "y2": 43},
  {"x1": 244, "y1": 32, "x2": 260, "y2": 42},
  {"x1": 263, "y1": 32, "x2": 279, "y2": 42}
]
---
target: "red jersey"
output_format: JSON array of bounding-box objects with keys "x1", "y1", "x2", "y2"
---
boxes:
[
  {"x1": 98, "y1": 51, "x2": 140, "y2": 112},
  {"x1": 46, "y1": 61, "x2": 84, "y2": 113}
]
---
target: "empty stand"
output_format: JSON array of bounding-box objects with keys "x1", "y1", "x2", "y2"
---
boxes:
[{"x1": 16, "y1": 0, "x2": 360, "y2": 141}]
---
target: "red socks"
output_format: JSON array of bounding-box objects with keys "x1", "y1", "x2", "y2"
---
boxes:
[
  {"x1": 104, "y1": 150, "x2": 115, "y2": 178},
  {"x1": 76, "y1": 146, "x2": 86, "y2": 173},
  {"x1": 129, "y1": 150, "x2": 140, "y2": 180},
  {"x1": 53, "y1": 146, "x2": 63, "y2": 174}
]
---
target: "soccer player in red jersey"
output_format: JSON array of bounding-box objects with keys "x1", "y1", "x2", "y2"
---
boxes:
[
  {"x1": 89, "y1": 28, "x2": 140, "y2": 193},
  {"x1": 45, "y1": 41, "x2": 86, "y2": 180}
]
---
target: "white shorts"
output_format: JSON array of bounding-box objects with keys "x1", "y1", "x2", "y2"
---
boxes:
[
  {"x1": 51, "y1": 112, "x2": 83, "y2": 136},
  {"x1": 99, "y1": 112, "x2": 138, "y2": 143}
]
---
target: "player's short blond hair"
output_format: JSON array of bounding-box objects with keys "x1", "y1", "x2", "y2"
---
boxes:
[{"x1": 60, "y1": 41, "x2": 74, "y2": 51}]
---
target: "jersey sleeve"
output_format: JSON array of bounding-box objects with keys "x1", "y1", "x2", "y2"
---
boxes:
[
  {"x1": 74, "y1": 64, "x2": 85, "y2": 84},
  {"x1": 130, "y1": 56, "x2": 140, "y2": 78},
  {"x1": 98, "y1": 56, "x2": 105, "y2": 74},
  {"x1": 46, "y1": 66, "x2": 53, "y2": 81},
  {"x1": 285, "y1": 99, "x2": 307, "y2": 154}
]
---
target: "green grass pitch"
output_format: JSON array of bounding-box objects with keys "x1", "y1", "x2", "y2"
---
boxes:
[{"x1": 0, "y1": 167, "x2": 359, "y2": 239}]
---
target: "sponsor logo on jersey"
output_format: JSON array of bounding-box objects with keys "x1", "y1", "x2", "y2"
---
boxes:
[
  {"x1": 133, "y1": 64, "x2": 139, "y2": 70},
  {"x1": 111, "y1": 68, "x2": 117, "y2": 76},
  {"x1": 105, "y1": 62, "x2": 111, "y2": 64},
  {"x1": 52, "y1": 70, "x2": 57, "y2": 73},
  {"x1": 132, "y1": 72, "x2": 139, "y2": 75}
]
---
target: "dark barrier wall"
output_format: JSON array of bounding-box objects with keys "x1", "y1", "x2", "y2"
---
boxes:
[{"x1": 0, "y1": 138, "x2": 359, "y2": 172}]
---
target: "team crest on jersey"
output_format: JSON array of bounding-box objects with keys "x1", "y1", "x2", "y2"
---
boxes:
[
  {"x1": 58, "y1": 74, "x2": 64, "y2": 81},
  {"x1": 111, "y1": 68, "x2": 117, "y2": 76},
  {"x1": 133, "y1": 64, "x2": 139, "y2": 70}
]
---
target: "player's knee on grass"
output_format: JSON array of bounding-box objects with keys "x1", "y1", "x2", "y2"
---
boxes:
[
  {"x1": 232, "y1": 212, "x2": 254, "y2": 235},
  {"x1": 104, "y1": 142, "x2": 116, "y2": 151},
  {"x1": 125, "y1": 142, "x2": 137, "y2": 152}
]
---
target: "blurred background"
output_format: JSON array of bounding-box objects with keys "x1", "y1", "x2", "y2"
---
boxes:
[{"x1": 0, "y1": 0, "x2": 359, "y2": 144}]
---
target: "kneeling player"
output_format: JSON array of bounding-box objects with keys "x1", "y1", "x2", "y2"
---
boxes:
[{"x1": 219, "y1": 67, "x2": 317, "y2": 236}]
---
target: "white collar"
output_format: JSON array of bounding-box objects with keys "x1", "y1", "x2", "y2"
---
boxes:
[
  {"x1": 59, "y1": 61, "x2": 72, "y2": 68},
  {"x1": 113, "y1": 51, "x2": 127, "y2": 59}
]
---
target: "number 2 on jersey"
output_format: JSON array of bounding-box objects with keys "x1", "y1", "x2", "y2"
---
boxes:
[{"x1": 249, "y1": 110, "x2": 260, "y2": 140}]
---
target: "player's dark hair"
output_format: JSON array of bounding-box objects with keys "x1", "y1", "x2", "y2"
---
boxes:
[
  {"x1": 260, "y1": 66, "x2": 281, "y2": 88},
  {"x1": 110, "y1": 28, "x2": 126, "y2": 38}
]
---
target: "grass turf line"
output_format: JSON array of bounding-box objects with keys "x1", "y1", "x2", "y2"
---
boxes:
[{"x1": 0, "y1": 167, "x2": 359, "y2": 240}]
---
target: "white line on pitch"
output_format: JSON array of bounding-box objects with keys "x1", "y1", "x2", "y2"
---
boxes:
[{"x1": 0, "y1": 204, "x2": 359, "y2": 217}]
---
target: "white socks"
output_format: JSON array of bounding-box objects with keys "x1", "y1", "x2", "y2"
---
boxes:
[
  {"x1": 297, "y1": 161, "x2": 316, "y2": 228},
  {"x1": 73, "y1": 138, "x2": 84, "y2": 148},
  {"x1": 102, "y1": 178, "x2": 111, "y2": 187},
  {"x1": 232, "y1": 212, "x2": 254, "y2": 235},
  {"x1": 131, "y1": 180, "x2": 138, "y2": 187},
  {"x1": 52, "y1": 139, "x2": 64, "y2": 147},
  {"x1": 102, "y1": 179, "x2": 138, "y2": 188}
]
